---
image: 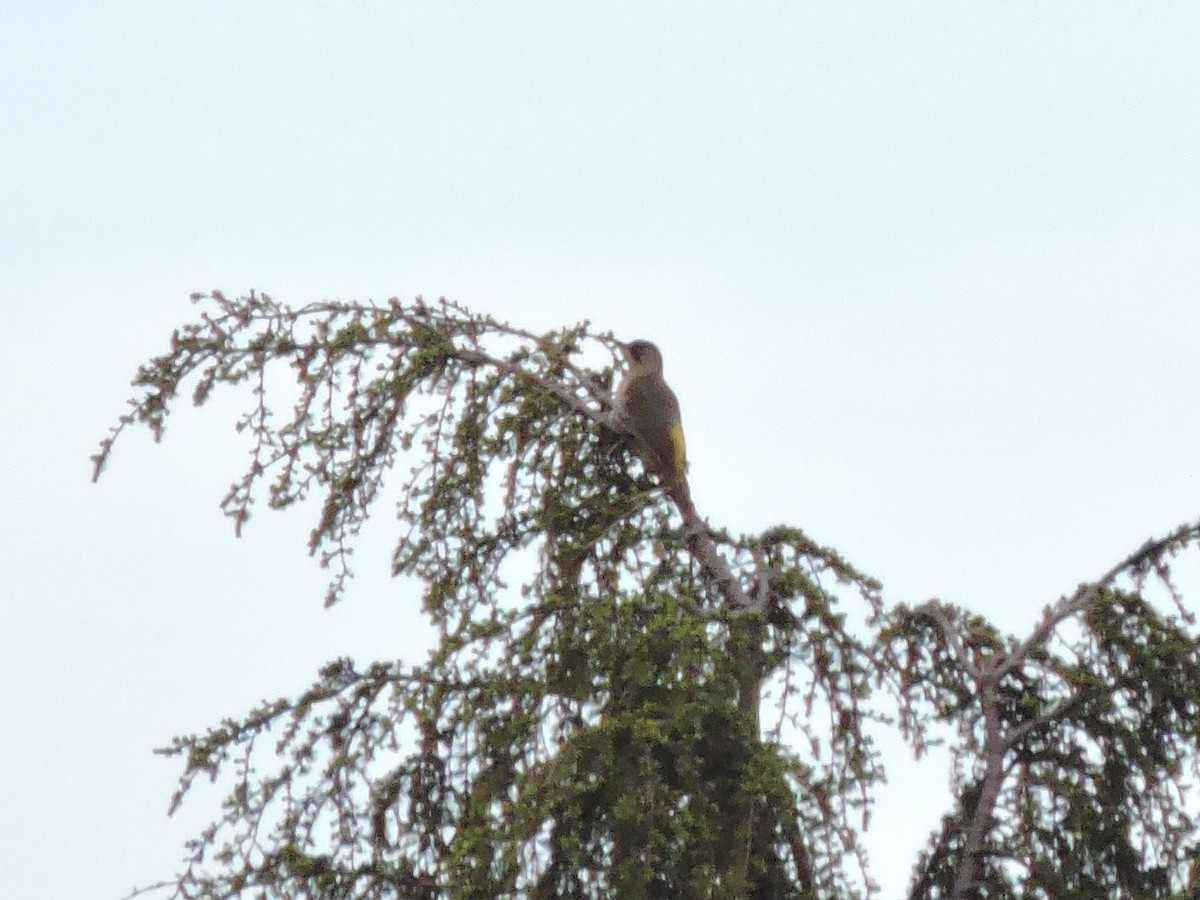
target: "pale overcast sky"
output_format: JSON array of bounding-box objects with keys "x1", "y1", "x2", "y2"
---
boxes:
[{"x1": 3, "y1": 4, "x2": 1199, "y2": 898}]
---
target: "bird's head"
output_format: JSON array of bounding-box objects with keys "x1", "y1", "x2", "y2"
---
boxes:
[{"x1": 621, "y1": 339, "x2": 665, "y2": 375}]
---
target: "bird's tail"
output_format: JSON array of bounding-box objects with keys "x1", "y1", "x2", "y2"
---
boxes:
[{"x1": 670, "y1": 478, "x2": 701, "y2": 528}]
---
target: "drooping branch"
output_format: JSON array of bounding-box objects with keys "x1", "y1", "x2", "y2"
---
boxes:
[
  {"x1": 894, "y1": 520, "x2": 1200, "y2": 899},
  {"x1": 94, "y1": 291, "x2": 768, "y2": 611}
]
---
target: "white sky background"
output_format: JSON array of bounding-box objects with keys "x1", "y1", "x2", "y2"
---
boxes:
[{"x1": 2, "y1": 4, "x2": 1199, "y2": 897}]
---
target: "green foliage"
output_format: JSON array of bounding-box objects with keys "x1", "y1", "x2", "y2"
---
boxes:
[
  {"x1": 885, "y1": 546, "x2": 1200, "y2": 899},
  {"x1": 100, "y1": 293, "x2": 1200, "y2": 900}
]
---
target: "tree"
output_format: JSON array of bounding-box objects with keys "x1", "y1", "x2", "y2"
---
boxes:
[{"x1": 97, "y1": 292, "x2": 1200, "y2": 899}]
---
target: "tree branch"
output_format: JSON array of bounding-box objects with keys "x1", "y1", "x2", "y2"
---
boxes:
[{"x1": 947, "y1": 519, "x2": 1200, "y2": 900}]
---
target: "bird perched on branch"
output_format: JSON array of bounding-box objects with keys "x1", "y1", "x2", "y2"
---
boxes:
[{"x1": 612, "y1": 339, "x2": 700, "y2": 526}]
